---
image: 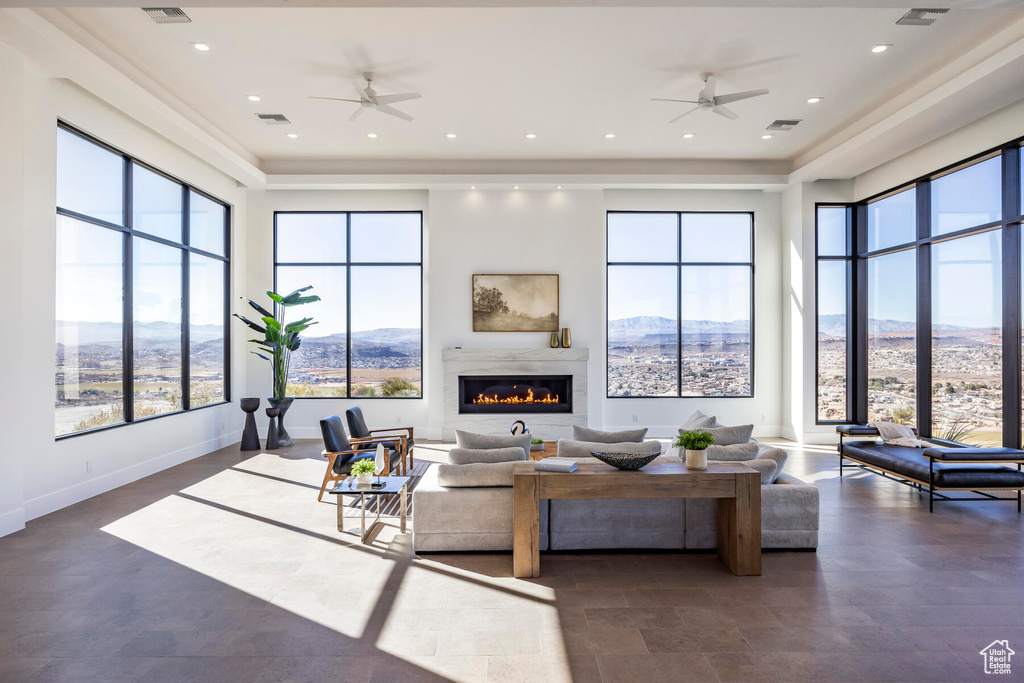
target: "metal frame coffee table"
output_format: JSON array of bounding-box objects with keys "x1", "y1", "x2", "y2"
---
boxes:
[{"x1": 329, "y1": 476, "x2": 410, "y2": 543}]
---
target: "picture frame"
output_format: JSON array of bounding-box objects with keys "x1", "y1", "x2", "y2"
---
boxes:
[{"x1": 472, "y1": 274, "x2": 559, "y2": 332}]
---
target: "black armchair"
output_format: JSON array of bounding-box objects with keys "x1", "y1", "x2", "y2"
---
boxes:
[
  {"x1": 346, "y1": 407, "x2": 415, "y2": 475},
  {"x1": 318, "y1": 415, "x2": 402, "y2": 502}
]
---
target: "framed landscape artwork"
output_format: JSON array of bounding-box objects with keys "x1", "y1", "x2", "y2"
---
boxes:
[{"x1": 472, "y1": 274, "x2": 559, "y2": 332}]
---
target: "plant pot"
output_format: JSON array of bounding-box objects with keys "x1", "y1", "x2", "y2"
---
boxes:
[
  {"x1": 267, "y1": 397, "x2": 294, "y2": 447},
  {"x1": 356, "y1": 472, "x2": 373, "y2": 486},
  {"x1": 530, "y1": 442, "x2": 545, "y2": 451},
  {"x1": 685, "y1": 449, "x2": 708, "y2": 470}
]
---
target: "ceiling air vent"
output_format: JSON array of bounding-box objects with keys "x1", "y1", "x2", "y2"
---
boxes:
[
  {"x1": 256, "y1": 114, "x2": 291, "y2": 125},
  {"x1": 141, "y1": 8, "x2": 191, "y2": 24},
  {"x1": 766, "y1": 119, "x2": 802, "y2": 131},
  {"x1": 896, "y1": 8, "x2": 948, "y2": 26}
]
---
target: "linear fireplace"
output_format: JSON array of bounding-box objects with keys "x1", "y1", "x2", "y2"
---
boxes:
[{"x1": 458, "y1": 375, "x2": 573, "y2": 414}]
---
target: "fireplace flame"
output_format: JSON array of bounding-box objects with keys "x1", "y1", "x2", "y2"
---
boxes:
[{"x1": 473, "y1": 387, "x2": 561, "y2": 405}]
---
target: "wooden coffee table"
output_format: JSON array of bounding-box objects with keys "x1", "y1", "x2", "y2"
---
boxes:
[{"x1": 512, "y1": 460, "x2": 761, "y2": 578}]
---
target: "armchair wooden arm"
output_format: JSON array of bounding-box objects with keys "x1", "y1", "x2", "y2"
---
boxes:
[
  {"x1": 318, "y1": 448, "x2": 372, "y2": 502},
  {"x1": 365, "y1": 427, "x2": 415, "y2": 470}
]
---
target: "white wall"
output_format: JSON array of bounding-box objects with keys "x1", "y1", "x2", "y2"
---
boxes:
[
  {"x1": 1, "y1": 58, "x2": 250, "y2": 530},
  {"x1": 246, "y1": 188, "x2": 786, "y2": 441}
]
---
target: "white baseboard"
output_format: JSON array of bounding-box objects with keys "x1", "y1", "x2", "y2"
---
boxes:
[
  {"x1": 0, "y1": 507, "x2": 26, "y2": 538},
  {"x1": 602, "y1": 425, "x2": 785, "y2": 439},
  {"x1": 23, "y1": 430, "x2": 242, "y2": 521}
]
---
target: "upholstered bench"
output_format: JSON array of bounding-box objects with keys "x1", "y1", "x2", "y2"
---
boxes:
[{"x1": 836, "y1": 425, "x2": 1024, "y2": 512}]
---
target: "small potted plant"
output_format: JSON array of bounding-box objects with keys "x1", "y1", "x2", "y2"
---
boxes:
[
  {"x1": 674, "y1": 430, "x2": 715, "y2": 470},
  {"x1": 351, "y1": 458, "x2": 376, "y2": 486},
  {"x1": 530, "y1": 436, "x2": 545, "y2": 452}
]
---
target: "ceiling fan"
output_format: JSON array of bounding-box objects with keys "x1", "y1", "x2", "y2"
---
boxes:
[
  {"x1": 309, "y1": 72, "x2": 421, "y2": 122},
  {"x1": 653, "y1": 73, "x2": 768, "y2": 122}
]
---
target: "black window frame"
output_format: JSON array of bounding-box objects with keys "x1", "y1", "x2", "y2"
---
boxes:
[
  {"x1": 55, "y1": 122, "x2": 231, "y2": 440},
  {"x1": 818, "y1": 136, "x2": 1024, "y2": 447},
  {"x1": 273, "y1": 210, "x2": 424, "y2": 400},
  {"x1": 814, "y1": 204, "x2": 854, "y2": 424},
  {"x1": 605, "y1": 210, "x2": 756, "y2": 400}
]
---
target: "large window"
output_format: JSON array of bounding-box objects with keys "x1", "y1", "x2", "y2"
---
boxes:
[
  {"x1": 274, "y1": 212, "x2": 422, "y2": 398},
  {"x1": 55, "y1": 125, "x2": 230, "y2": 437},
  {"x1": 815, "y1": 206, "x2": 851, "y2": 422},
  {"x1": 815, "y1": 140, "x2": 1024, "y2": 448},
  {"x1": 607, "y1": 212, "x2": 754, "y2": 398}
]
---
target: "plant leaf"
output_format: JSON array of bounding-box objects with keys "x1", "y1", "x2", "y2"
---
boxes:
[
  {"x1": 233, "y1": 314, "x2": 266, "y2": 334},
  {"x1": 280, "y1": 294, "x2": 321, "y2": 307},
  {"x1": 247, "y1": 299, "x2": 273, "y2": 318},
  {"x1": 261, "y1": 317, "x2": 282, "y2": 331},
  {"x1": 266, "y1": 291, "x2": 284, "y2": 304}
]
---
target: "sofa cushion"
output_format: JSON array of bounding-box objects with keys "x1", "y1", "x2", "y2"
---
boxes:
[
  {"x1": 699, "y1": 424, "x2": 754, "y2": 446},
  {"x1": 557, "y1": 439, "x2": 663, "y2": 460},
  {"x1": 572, "y1": 425, "x2": 648, "y2": 443},
  {"x1": 681, "y1": 410, "x2": 717, "y2": 430},
  {"x1": 705, "y1": 443, "x2": 759, "y2": 461},
  {"x1": 455, "y1": 430, "x2": 531, "y2": 452},
  {"x1": 437, "y1": 462, "x2": 516, "y2": 487},
  {"x1": 448, "y1": 447, "x2": 526, "y2": 465},
  {"x1": 756, "y1": 444, "x2": 788, "y2": 476}
]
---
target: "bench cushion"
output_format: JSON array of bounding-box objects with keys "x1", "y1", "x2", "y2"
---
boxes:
[
  {"x1": 923, "y1": 447, "x2": 1024, "y2": 463},
  {"x1": 841, "y1": 441, "x2": 1024, "y2": 489}
]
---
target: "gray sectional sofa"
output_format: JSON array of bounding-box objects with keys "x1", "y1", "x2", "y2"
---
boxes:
[{"x1": 413, "y1": 417, "x2": 819, "y2": 553}]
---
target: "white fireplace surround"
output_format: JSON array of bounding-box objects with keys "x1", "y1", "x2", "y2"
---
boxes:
[{"x1": 442, "y1": 347, "x2": 589, "y2": 440}]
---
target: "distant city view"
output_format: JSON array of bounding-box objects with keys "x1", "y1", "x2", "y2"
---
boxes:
[
  {"x1": 608, "y1": 315, "x2": 751, "y2": 397},
  {"x1": 817, "y1": 314, "x2": 1002, "y2": 445},
  {"x1": 286, "y1": 327, "x2": 422, "y2": 397}
]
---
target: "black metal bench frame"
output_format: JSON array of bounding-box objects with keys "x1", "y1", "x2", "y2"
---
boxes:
[{"x1": 837, "y1": 430, "x2": 1023, "y2": 513}]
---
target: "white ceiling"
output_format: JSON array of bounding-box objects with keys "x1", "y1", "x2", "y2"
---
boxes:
[{"x1": 61, "y1": 6, "x2": 1023, "y2": 166}]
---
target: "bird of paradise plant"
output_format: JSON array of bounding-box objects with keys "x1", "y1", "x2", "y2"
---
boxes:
[{"x1": 234, "y1": 286, "x2": 320, "y2": 400}]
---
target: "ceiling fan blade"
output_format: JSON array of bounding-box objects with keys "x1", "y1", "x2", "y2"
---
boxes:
[
  {"x1": 699, "y1": 73, "x2": 717, "y2": 101},
  {"x1": 711, "y1": 105, "x2": 739, "y2": 120},
  {"x1": 349, "y1": 77, "x2": 368, "y2": 99},
  {"x1": 714, "y1": 89, "x2": 769, "y2": 105},
  {"x1": 309, "y1": 96, "x2": 365, "y2": 103},
  {"x1": 651, "y1": 98, "x2": 699, "y2": 103},
  {"x1": 373, "y1": 93, "x2": 421, "y2": 105},
  {"x1": 668, "y1": 107, "x2": 699, "y2": 123},
  {"x1": 375, "y1": 104, "x2": 414, "y2": 122},
  {"x1": 349, "y1": 107, "x2": 365, "y2": 122}
]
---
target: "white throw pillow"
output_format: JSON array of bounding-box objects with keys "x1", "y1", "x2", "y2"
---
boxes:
[
  {"x1": 705, "y1": 443, "x2": 759, "y2": 461},
  {"x1": 455, "y1": 430, "x2": 531, "y2": 452},
  {"x1": 448, "y1": 447, "x2": 527, "y2": 465},
  {"x1": 680, "y1": 410, "x2": 717, "y2": 430}
]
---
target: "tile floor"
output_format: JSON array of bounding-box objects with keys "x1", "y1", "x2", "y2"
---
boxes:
[{"x1": 0, "y1": 439, "x2": 1022, "y2": 682}]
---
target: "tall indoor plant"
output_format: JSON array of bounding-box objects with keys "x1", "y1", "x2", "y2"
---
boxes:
[{"x1": 234, "y1": 286, "x2": 319, "y2": 447}]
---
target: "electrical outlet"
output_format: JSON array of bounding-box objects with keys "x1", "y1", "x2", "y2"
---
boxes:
[
  {"x1": 396, "y1": 416, "x2": 402, "y2": 425},
  {"x1": 632, "y1": 414, "x2": 639, "y2": 423},
  {"x1": 761, "y1": 414, "x2": 767, "y2": 424},
  {"x1": 86, "y1": 460, "x2": 92, "y2": 473}
]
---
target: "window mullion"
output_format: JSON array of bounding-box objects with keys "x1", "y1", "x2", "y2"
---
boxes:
[
  {"x1": 1002, "y1": 146, "x2": 1022, "y2": 448},
  {"x1": 123, "y1": 156, "x2": 134, "y2": 424},
  {"x1": 676, "y1": 213, "x2": 683, "y2": 398},
  {"x1": 346, "y1": 213, "x2": 353, "y2": 400},
  {"x1": 916, "y1": 180, "x2": 932, "y2": 438},
  {"x1": 182, "y1": 186, "x2": 191, "y2": 412}
]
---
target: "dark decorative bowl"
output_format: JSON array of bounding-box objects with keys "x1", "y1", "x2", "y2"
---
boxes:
[{"x1": 590, "y1": 451, "x2": 660, "y2": 471}]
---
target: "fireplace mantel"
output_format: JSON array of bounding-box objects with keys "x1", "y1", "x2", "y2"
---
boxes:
[
  {"x1": 442, "y1": 347, "x2": 589, "y2": 440},
  {"x1": 441, "y1": 347, "x2": 589, "y2": 362}
]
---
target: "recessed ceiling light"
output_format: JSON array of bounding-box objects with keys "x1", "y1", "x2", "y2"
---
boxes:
[
  {"x1": 604, "y1": 133, "x2": 616, "y2": 139},
  {"x1": 192, "y1": 42, "x2": 210, "y2": 52},
  {"x1": 556, "y1": 186, "x2": 562, "y2": 189},
  {"x1": 470, "y1": 185, "x2": 476, "y2": 190},
  {"x1": 871, "y1": 44, "x2": 890, "y2": 53},
  {"x1": 513, "y1": 185, "x2": 520, "y2": 190},
  {"x1": 247, "y1": 95, "x2": 261, "y2": 102},
  {"x1": 287, "y1": 133, "x2": 298, "y2": 139},
  {"x1": 367, "y1": 133, "x2": 378, "y2": 138},
  {"x1": 761, "y1": 134, "x2": 774, "y2": 140},
  {"x1": 682, "y1": 133, "x2": 694, "y2": 139},
  {"x1": 525, "y1": 133, "x2": 536, "y2": 139},
  {"x1": 446, "y1": 133, "x2": 457, "y2": 139},
  {"x1": 806, "y1": 97, "x2": 822, "y2": 104}
]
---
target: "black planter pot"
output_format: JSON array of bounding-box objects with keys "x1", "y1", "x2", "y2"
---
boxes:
[
  {"x1": 267, "y1": 397, "x2": 294, "y2": 447},
  {"x1": 239, "y1": 398, "x2": 261, "y2": 451}
]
